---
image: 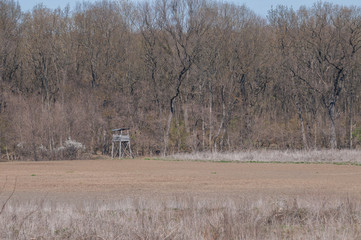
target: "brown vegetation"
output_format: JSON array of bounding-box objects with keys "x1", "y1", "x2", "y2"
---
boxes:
[
  {"x1": 1, "y1": 0, "x2": 361, "y2": 160},
  {"x1": 1, "y1": 159, "x2": 361, "y2": 239},
  {"x1": 169, "y1": 149, "x2": 361, "y2": 163},
  {"x1": 1, "y1": 194, "x2": 361, "y2": 239}
]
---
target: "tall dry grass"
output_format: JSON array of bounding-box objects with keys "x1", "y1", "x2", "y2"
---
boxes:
[
  {"x1": 1, "y1": 194, "x2": 361, "y2": 239},
  {"x1": 168, "y1": 150, "x2": 361, "y2": 164}
]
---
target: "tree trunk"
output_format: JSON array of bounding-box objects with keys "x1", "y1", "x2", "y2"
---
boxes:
[
  {"x1": 163, "y1": 111, "x2": 173, "y2": 156},
  {"x1": 348, "y1": 79, "x2": 354, "y2": 149},
  {"x1": 296, "y1": 99, "x2": 308, "y2": 149},
  {"x1": 202, "y1": 107, "x2": 205, "y2": 150},
  {"x1": 213, "y1": 87, "x2": 225, "y2": 152},
  {"x1": 328, "y1": 101, "x2": 337, "y2": 149},
  {"x1": 102, "y1": 129, "x2": 108, "y2": 155},
  {"x1": 32, "y1": 142, "x2": 38, "y2": 161},
  {"x1": 163, "y1": 66, "x2": 190, "y2": 155},
  {"x1": 183, "y1": 102, "x2": 190, "y2": 134},
  {"x1": 349, "y1": 100, "x2": 353, "y2": 149},
  {"x1": 291, "y1": 75, "x2": 308, "y2": 149},
  {"x1": 208, "y1": 83, "x2": 213, "y2": 149}
]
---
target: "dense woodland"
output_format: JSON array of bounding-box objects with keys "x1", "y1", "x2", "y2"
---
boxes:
[{"x1": 1, "y1": 0, "x2": 361, "y2": 160}]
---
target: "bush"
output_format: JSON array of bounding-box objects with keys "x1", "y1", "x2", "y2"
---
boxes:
[
  {"x1": 61, "y1": 138, "x2": 86, "y2": 160},
  {"x1": 14, "y1": 138, "x2": 87, "y2": 161}
]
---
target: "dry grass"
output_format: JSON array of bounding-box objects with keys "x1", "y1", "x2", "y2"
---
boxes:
[
  {"x1": 168, "y1": 150, "x2": 361, "y2": 164},
  {"x1": 1, "y1": 194, "x2": 361, "y2": 239},
  {"x1": 1, "y1": 153, "x2": 361, "y2": 239}
]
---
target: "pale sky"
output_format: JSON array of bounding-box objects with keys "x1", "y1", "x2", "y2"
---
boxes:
[{"x1": 17, "y1": 0, "x2": 361, "y2": 17}]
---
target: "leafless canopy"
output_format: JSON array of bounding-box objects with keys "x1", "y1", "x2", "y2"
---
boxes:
[{"x1": 1, "y1": 0, "x2": 361, "y2": 160}]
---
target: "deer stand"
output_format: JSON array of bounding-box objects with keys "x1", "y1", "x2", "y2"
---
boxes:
[{"x1": 111, "y1": 128, "x2": 133, "y2": 158}]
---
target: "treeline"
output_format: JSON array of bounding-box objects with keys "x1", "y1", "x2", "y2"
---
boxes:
[{"x1": 0, "y1": 0, "x2": 361, "y2": 160}]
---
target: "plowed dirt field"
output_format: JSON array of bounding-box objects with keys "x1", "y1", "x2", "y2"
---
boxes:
[{"x1": 1, "y1": 158, "x2": 361, "y2": 199}]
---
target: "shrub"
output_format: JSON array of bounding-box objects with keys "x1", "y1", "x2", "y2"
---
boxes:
[
  {"x1": 14, "y1": 138, "x2": 87, "y2": 161},
  {"x1": 62, "y1": 138, "x2": 86, "y2": 160}
]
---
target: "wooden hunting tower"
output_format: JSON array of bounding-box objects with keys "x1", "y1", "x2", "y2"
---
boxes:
[{"x1": 111, "y1": 128, "x2": 133, "y2": 158}]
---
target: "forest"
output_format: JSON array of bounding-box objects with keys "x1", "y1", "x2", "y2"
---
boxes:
[{"x1": 0, "y1": 0, "x2": 361, "y2": 160}]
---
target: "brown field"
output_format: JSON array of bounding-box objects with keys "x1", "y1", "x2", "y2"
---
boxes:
[
  {"x1": 2, "y1": 158, "x2": 361, "y2": 239},
  {"x1": 1, "y1": 158, "x2": 361, "y2": 198}
]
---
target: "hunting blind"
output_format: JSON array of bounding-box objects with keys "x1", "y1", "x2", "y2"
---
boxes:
[{"x1": 111, "y1": 128, "x2": 133, "y2": 158}]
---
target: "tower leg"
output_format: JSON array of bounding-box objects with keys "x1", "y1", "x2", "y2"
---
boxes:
[
  {"x1": 119, "y1": 141, "x2": 122, "y2": 159},
  {"x1": 128, "y1": 141, "x2": 133, "y2": 158},
  {"x1": 111, "y1": 142, "x2": 114, "y2": 158}
]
